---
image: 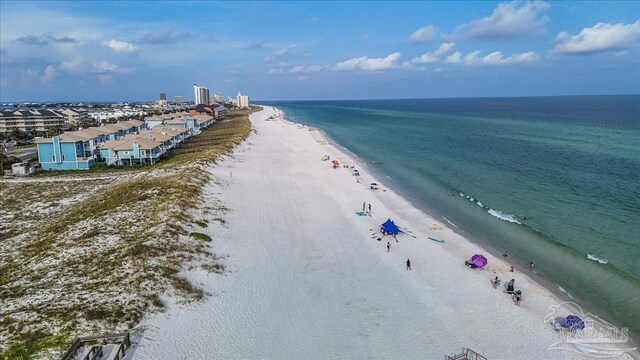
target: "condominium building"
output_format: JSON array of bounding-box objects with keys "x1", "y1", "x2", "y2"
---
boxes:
[
  {"x1": 212, "y1": 93, "x2": 224, "y2": 104},
  {"x1": 194, "y1": 85, "x2": 210, "y2": 105},
  {"x1": 159, "y1": 93, "x2": 167, "y2": 101},
  {"x1": 57, "y1": 109, "x2": 90, "y2": 125},
  {"x1": 174, "y1": 96, "x2": 184, "y2": 104},
  {"x1": 0, "y1": 109, "x2": 67, "y2": 133},
  {"x1": 236, "y1": 91, "x2": 250, "y2": 109}
]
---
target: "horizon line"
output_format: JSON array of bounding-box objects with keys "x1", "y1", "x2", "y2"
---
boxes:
[{"x1": 2, "y1": 93, "x2": 639, "y2": 105}]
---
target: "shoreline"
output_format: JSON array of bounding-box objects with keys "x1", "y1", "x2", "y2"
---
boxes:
[
  {"x1": 276, "y1": 106, "x2": 640, "y2": 353},
  {"x1": 277, "y1": 106, "x2": 640, "y2": 347},
  {"x1": 137, "y1": 106, "x2": 638, "y2": 359}
]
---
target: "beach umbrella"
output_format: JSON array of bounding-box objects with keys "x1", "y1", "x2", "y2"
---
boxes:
[
  {"x1": 370, "y1": 182, "x2": 378, "y2": 186},
  {"x1": 471, "y1": 254, "x2": 488, "y2": 268},
  {"x1": 564, "y1": 315, "x2": 585, "y2": 330}
]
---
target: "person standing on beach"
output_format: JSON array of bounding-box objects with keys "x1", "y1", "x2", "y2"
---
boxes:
[
  {"x1": 363, "y1": 202, "x2": 366, "y2": 212},
  {"x1": 368, "y1": 203, "x2": 372, "y2": 215},
  {"x1": 406, "y1": 259, "x2": 411, "y2": 270},
  {"x1": 387, "y1": 241, "x2": 391, "y2": 252}
]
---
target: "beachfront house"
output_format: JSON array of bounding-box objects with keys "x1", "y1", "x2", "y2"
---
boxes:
[
  {"x1": 164, "y1": 117, "x2": 188, "y2": 129},
  {"x1": 144, "y1": 115, "x2": 165, "y2": 129},
  {"x1": 214, "y1": 105, "x2": 228, "y2": 120},
  {"x1": 99, "y1": 138, "x2": 164, "y2": 166},
  {"x1": 35, "y1": 133, "x2": 98, "y2": 170},
  {"x1": 192, "y1": 115, "x2": 214, "y2": 129},
  {"x1": 35, "y1": 114, "x2": 195, "y2": 170}
]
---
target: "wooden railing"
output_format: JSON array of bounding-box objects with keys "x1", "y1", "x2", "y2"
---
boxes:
[
  {"x1": 60, "y1": 332, "x2": 131, "y2": 360},
  {"x1": 113, "y1": 333, "x2": 131, "y2": 360},
  {"x1": 82, "y1": 345, "x2": 102, "y2": 360},
  {"x1": 445, "y1": 348, "x2": 488, "y2": 360}
]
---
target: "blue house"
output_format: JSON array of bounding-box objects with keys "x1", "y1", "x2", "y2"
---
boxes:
[
  {"x1": 35, "y1": 134, "x2": 97, "y2": 170},
  {"x1": 99, "y1": 138, "x2": 164, "y2": 165},
  {"x1": 144, "y1": 116, "x2": 165, "y2": 129}
]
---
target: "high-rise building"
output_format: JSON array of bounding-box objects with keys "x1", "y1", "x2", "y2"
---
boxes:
[
  {"x1": 212, "y1": 93, "x2": 224, "y2": 104},
  {"x1": 159, "y1": 92, "x2": 167, "y2": 101},
  {"x1": 236, "y1": 91, "x2": 250, "y2": 109},
  {"x1": 194, "y1": 85, "x2": 210, "y2": 105},
  {"x1": 174, "y1": 96, "x2": 184, "y2": 104}
]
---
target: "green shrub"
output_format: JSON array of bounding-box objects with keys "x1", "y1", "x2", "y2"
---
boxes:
[{"x1": 190, "y1": 232, "x2": 211, "y2": 242}]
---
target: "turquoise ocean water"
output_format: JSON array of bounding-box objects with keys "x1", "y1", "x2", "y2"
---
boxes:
[{"x1": 264, "y1": 96, "x2": 640, "y2": 337}]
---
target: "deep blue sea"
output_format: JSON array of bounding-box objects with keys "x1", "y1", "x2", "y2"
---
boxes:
[{"x1": 264, "y1": 96, "x2": 640, "y2": 337}]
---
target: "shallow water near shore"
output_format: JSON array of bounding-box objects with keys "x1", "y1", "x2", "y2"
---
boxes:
[{"x1": 264, "y1": 96, "x2": 640, "y2": 338}]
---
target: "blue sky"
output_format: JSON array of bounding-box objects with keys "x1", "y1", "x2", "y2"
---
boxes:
[{"x1": 1, "y1": 1, "x2": 639, "y2": 102}]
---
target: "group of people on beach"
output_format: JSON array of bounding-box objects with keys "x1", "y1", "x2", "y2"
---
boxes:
[
  {"x1": 496, "y1": 250, "x2": 536, "y2": 306},
  {"x1": 362, "y1": 202, "x2": 372, "y2": 216}
]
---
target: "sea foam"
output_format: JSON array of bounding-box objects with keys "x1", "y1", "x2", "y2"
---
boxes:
[
  {"x1": 587, "y1": 254, "x2": 609, "y2": 264},
  {"x1": 487, "y1": 209, "x2": 522, "y2": 224}
]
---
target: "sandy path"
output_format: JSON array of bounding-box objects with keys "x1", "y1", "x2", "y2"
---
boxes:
[{"x1": 136, "y1": 107, "x2": 635, "y2": 359}]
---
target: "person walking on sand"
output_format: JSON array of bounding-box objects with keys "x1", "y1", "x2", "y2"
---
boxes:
[
  {"x1": 406, "y1": 259, "x2": 411, "y2": 270},
  {"x1": 363, "y1": 202, "x2": 366, "y2": 212},
  {"x1": 493, "y1": 276, "x2": 500, "y2": 289},
  {"x1": 387, "y1": 241, "x2": 391, "y2": 253},
  {"x1": 368, "y1": 203, "x2": 372, "y2": 215}
]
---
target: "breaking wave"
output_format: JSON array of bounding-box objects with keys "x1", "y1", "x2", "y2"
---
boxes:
[
  {"x1": 459, "y1": 191, "x2": 486, "y2": 209},
  {"x1": 487, "y1": 209, "x2": 522, "y2": 225},
  {"x1": 587, "y1": 254, "x2": 609, "y2": 264}
]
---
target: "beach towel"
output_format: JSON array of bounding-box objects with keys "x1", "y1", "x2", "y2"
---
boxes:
[{"x1": 355, "y1": 211, "x2": 367, "y2": 216}]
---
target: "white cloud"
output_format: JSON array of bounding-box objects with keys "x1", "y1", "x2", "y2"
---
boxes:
[
  {"x1": 288, "y1": 65, "x2": 327, "y2": 73},
  {"x1": 289, "y1": 66, "x2": 305, "y2": 73},
  {"x1": 464, "y1": 51, "x2": 482, "y2": 64},
  {"x1": 482, "y1": 51, "x2": 538, "y2": 64},
  {"x1": 552, "y1": 21, "x2": 640, "y2": 55},
  {"x1": 411, "y1": 42, "x2": 456, "y2": 64},
  {"x1": 105, "y1": 39, "x2": 138, "y2": 53},
  {"x1": 267, "y1": 68, "x2": 284, "y2": 74},
  {"x1": 335, "y1": 52, "x2": 401, "y2": 71},
  {"x1": 434, "y1": 42, "x2": 456, "y2": 56},
  {"x1": 410, "y1": 25, "x2": 437, "y2": 43},
  {"x1": 92, "y1": 61, "x2": 134, "y2": 74},
  {"x1": 445, "y1": 51, "x2": 462, "y2": 64},
  {"x1": 264, "y1": 45, "x2": 297, "y2": 62},
  {"x1": 295, "y1": 76, "x2": 309, "y2": 81},
  {"x1": 40, "y1": 65, "x2": 57, "y2": 82},
  {"x1": 445, "y1": 50, "x2": 537, "y2": 66},
  {"x1": 274, "y1": 44, "x2": 296, "y2": 56},
  {"x1": 60, "y1": 57, "x2": 85, "y2": 74},
  {"x1": 448, "y1": 1, "x2": 550, "y2": 40},
  {"x1": 412, "y1": 53, "x2": 439, "y2": 64}
]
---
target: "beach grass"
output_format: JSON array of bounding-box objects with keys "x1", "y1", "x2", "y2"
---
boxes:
[
  {"x1": 0, "y1": 107, "x2": 260, "y2": 358},
  {"x1": 190, "y1": 232, "x2": 212, "y2": 242}
]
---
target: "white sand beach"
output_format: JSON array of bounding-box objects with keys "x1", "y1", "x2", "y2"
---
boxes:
[{"x1": 135, "y1": 107, "x2": 637, "y2": 359}]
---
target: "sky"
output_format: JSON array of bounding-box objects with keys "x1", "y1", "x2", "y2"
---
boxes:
[{"x1": 0, "y1": 1, "x2": 639, "y2": 102}]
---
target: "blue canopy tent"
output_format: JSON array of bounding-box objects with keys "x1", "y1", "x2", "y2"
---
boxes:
[{"x1": 381, "y1": 219, "x2": 403, "y2": 235}]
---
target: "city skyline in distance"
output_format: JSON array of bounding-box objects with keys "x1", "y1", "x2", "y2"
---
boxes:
[{"x1": 1, "y1": 1, "x2": 639, "y2": 102}]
